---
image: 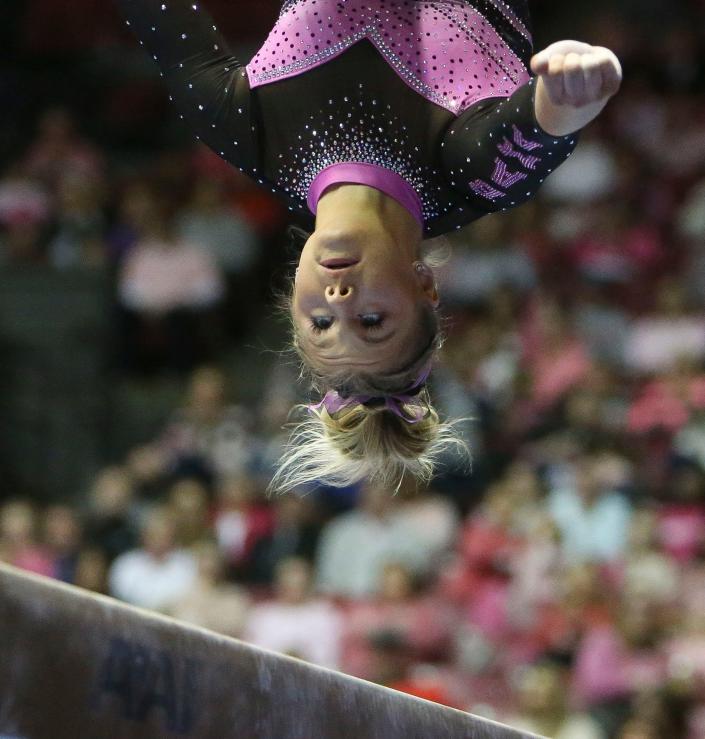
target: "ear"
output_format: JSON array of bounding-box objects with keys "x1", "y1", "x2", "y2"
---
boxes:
[{"x1": 413, "y1": 262, "x2": 440, "y2": 308}]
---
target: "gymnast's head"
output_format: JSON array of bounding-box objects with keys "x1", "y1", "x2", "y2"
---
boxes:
[{"x1": 272, "y1": 184, "x2": 463, "y2": 493}]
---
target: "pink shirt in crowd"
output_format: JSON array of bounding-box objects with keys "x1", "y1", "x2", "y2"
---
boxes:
[{"x1": 119, "y1": 238, "x2": 225, "y2": 312}]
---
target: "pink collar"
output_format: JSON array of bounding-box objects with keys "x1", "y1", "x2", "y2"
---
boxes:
[{"x1": 307, "y1": 162, "x2": 424, "y2": 227}]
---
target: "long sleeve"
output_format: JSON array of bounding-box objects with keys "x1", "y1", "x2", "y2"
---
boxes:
[
  {"x1": 441, "y1": 78, "x2": 579, "y2": 213},
  {"x1": 116, "y1": 0, "x2": 259, "y2": 174}
]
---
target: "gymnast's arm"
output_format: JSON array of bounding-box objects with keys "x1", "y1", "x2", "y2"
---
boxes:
[
  {"x1": 441, "y1": 41, "x2": 622, "y2": 212},
  {"x1": 115, "y1": 0, "x2": 258, "y2": 173}
]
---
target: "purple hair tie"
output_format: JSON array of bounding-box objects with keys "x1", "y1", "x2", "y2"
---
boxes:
[{"x1": 309, "y1": 364, "x2": 432, "y2": 424}]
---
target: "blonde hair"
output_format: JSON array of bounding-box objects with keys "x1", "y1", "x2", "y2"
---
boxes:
[{"x1": 270, "y1": 391, "x2": 466, "y2": 493}]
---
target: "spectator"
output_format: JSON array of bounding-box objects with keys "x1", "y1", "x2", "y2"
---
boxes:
[
  {"x1": 48, "y1": 172, "x2": 106, "y2": 269},
  {"x1": 244, "y1": 557, "x2": 343, "y2": 669},
  {"x1": 249, "y1": 494, "x2": 321, "y2": 584},
  {"x1": 21, "y1": 108, "x2": 104, "y2": 191},
  {"x1": 171, "y1": 540, "x2": 250, "y2": 638},
  {"x1": 213, "y1": 474, "x2": 273, "y2": 579},
  {"x1": 167, "y1": 477, "x2": 211, "y2": 547},
  {"x1": 316, "y1": 483, "x2": 432, "y2": 598},
  {"x1": 43, "y1": 504, "x2": 82, "y2": 583},
  {"x1": 177, "y1": 176, "x2": 258, "y2": 278},
  {"x1": 342, "y1": 562, "x2": 454, "y2": 679},
  {"x1": 108, "y1": 507, "x2": 197, "y2": 612},
  {"x1": 507, "y1": 660, "x2": 605, "y2": 738},
  {"x1": 84, "y1": 466, "x2": 139, "y2": 564},
  {"x1": 73, "y1": 547, "x2": 109, "y2": 595},
  {"x1": 117, "y1": 197, "x2": 225, "y2": 374},
  {"x1": 0, "y1": 500, "x2": 54, "y2": 577},
  {"x1": 547, "y1": 452, "x2": 633, "y2": 564},
  {"x1": 625, "y1": 280, "x2": 705, "y2": 375},
  {"x1": 128, "y1": 366, "x2": 255, "y2": 483}
]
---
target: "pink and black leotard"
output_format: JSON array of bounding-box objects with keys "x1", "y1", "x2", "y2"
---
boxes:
[{"x1": 117, "y1": 0, "x2": 578, "y2": 237}]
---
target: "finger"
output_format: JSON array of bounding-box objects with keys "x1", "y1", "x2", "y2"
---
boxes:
[
  {"x1": 582, "y1": 57, "x2": 604, "y2": 101},
  {"x1": 563, "y1": 52, "x2": 586, "y2": 104},
  {"x1": 543, "y1": 54, "x2": 567, "y2": 103},
  {"x1": 600, "y1": 54, "x2": 623, "y2": 97},
  {"x1": 590, "y1": 47, "x2": 623, "y2": 97}
]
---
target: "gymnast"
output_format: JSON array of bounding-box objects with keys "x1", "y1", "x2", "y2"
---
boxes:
[{"x1": 116, "y1": 0, "x2": 621, "y2": 491}]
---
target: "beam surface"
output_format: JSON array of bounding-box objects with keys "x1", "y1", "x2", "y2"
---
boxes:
[{"x1": 0, "y1": 564, "x2": 541, "y2": 739}]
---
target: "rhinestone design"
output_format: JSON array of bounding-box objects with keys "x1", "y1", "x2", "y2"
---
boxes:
[
  {"x1": 275, "y1": 93, "x2": 448, "y2": 223},
  {"x1": 247, "y1": 0, "x2": 531, "y2": 114}
]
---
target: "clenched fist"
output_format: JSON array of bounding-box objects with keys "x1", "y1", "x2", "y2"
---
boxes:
[{"x1": 531, "y1": 40, "x2": 622, "y2": 136}]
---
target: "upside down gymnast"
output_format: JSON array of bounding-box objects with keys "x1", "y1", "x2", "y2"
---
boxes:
[{"x1": 116, "y1": 0, "x2": 622, "y2": 492}]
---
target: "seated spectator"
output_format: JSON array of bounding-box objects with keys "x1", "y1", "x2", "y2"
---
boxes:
[
  {"x1": 128, "y1": 366, "x2": 255, "y2": 483},
  {"x1": 521, "y1": 296, "x2": 594, "y2": 416},
  {"x1": 177, "y1": 176, "x2": 258, "y2": 278},
  {"x1": 109, "y1": 507, "x2": 197, "y2": 612},
  {"x1": 547, "y1": 451, "x2": 633, "y2": 564},
  {"x1": 394, "y1": 488, "x2": 460, "y2": 567},
  {"x1": 572, "y1": 599, "x2": 669, "y2": 733},
  {"x1": 43, "y1": 504, "x2": 82, "y2": 583},
  {"x1": 0, "y1": 500, "x2": 53, "y2": 577},
  {"x1": 367, "y1": 632, "x2": 457, "y2": 707},
  {"x1": 624, "y1": 280, "x2": 705, "y2": 375},
  {"x1": 48, "y1": 171, "x2": 106, "y2": 269},
  {"x1": 316, "y1": 483, "x2": 432, "y2": 598},
  {"x1": 653, "y1": 462, "x2": 705, "y2": 566},
  {"x1": 117, "y1": 197, "x2": 224, "y2": 374},
  {"x1": 106, "y1": 180, "x2": 161, "y2": 264},
  {"x1": 167, "y1": 477, "x2": 211, "y2": 547},
  {"x1": 171, "y1": 541, "x2": 250, "y2": 638},
  {"x1": 342, "y1": 562, "x2": 454, "y2": 679},
  {"x1": 73, "y1": 547, "x2": 109, "y2": 595},
  {"x1": 506, "y1": 659, "x2": 605, "y2": 739},
  {"x1": 21, "y1": 107, "x2": 104, "y2": 190},
  {"x1": 0, "y1": 174, "x2": 51, "y2": 265},
  {"x1": 627, "y1": 359, "x2": 705, "y2": 436},
  {"x1": 446, "y1": 483, "x2": 525, "y2": 643},
  {"x1": 84, "y1": 466, "x2": 139, "y2": 564},
  {"x1": 568, "y1": 203, "x2": 665, "y2": 286},
  {"x1": 435, "y1": 215, "x2": 536, "y2": 306},
  {"x1": 249, "y1": 494, "x2": 321, "y2": 585},
  {"x1": 612, "y1": 509, "x2": 680, "y2": 605},
  {"x1": 213, "y1": 474, "x2": 273, "y2": 580},
  {"x1": 244, "y1": 557, "x2": 342, "y2": 669}
]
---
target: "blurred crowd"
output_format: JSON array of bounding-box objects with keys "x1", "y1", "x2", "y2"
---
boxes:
[{"x1": 3, "y1": 0, "x2": 705, "y2": 737}]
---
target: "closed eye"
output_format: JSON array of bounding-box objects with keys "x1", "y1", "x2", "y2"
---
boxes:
[
  {"x1": 310, "y1": 316, "x2": 334, "y2": 333},
  {"x1": 359, "y1": 313, "x2": 384, "y2": 330}
]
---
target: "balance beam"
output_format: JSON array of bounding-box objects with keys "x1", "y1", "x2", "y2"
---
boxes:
[{"x1": 0, "y1": 564, "x2": 540, "y2": 739}]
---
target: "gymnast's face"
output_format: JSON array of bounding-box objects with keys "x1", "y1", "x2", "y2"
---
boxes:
[{"x1": 292, "y1": 226, "x2": 438, "y2": 372}]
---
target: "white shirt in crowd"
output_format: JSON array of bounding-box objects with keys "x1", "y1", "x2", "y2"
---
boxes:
[
  {"x1": 316, "y1": 511, "x2": 429, "y2": 597},
  {"x1": 109, "y1": 548, "x2": 197, "y2": 611},
  {"x1": 244, "y1": 599, "x2": 343, "y2": 670}
]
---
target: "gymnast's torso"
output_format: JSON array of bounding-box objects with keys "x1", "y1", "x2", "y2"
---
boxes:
[{"x1": 118, "y1": 0, "x2": 577, "y2": 236}]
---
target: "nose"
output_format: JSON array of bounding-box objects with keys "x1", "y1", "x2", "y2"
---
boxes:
[{"x1": 325, "y1": 284, "x2": 354, "y2": 302}]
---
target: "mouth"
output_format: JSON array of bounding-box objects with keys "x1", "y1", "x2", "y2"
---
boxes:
[{"x1": 319, "y1": 258, "x2": 360, "y2": 269}]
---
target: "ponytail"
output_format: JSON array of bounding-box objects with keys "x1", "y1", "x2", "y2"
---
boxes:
[{"x1": 270, "y1": 393, "x2": 466, "y2": 494}]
